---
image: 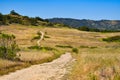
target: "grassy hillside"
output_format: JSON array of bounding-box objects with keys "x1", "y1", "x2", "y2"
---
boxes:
[
  {"x1": 0, "y1": 10, "x2": 70, "y2": 28},
  {"x1": 0, "y1": 24, "x2": 120, "y2": 80},
  {"x1": 66, "y1": 32, "x2": 120, "y2": 79}
]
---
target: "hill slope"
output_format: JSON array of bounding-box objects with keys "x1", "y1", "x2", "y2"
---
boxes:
[
  {"x1": 48, "y1": 18, "x2": 120, "y2": 30},
  {"x1": 0, "y1": 10, "x2": 53, "y2": 26}
]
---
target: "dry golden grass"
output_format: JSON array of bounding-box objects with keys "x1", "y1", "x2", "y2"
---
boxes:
[
  {"x1": 0, "y1": 24, "x2": 120, "y2": 79},
  {"x1": 18, "y1": 51, "x2": 53, "y2": 62},
  {"x1": 0, "y1": 59, "x2": 17, "y2": 69},
  {"x1": 0, "y1": 24, "x2": 80, "y2": 75},
  {"x1": 68, "y1": 47, "x2": 120, "y2": 80},
  {"x1": 0, "y1": 59, "x2": 25, "y2": 75},
  {"x1": 69, "y1": 54, "x2": 120, "y2": 80},
  {"x1": 1, "y1": 24, "x2": 119, "y2": 48}
]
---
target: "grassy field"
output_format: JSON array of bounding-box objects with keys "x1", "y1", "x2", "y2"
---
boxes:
[
  {"x1": 0, "y1": 24, "x2": 120, "y2": 80},
  {"x1": 0, "y1": 24, "x2": 80, "y2": 75},
  {"x1": 67, "y1": 31, "x2": 120, "y2": 80},
  {"x1": 68, "y1": 48, "x2": 120, "y2": 80}
]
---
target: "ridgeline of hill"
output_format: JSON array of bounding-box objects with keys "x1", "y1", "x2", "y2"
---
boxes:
[
  {"x1": 1, "y1": 10, "x2": 120, "y2": 32},
  {"x1": 0, "y1": 10, "x2": 67, "y2": 27},
  {"x1": 0, "y1": 10, "x2": 46, "y2": 26},
  {"x1": 48, "y1": 18, "x2": 120, "y2": 31}
]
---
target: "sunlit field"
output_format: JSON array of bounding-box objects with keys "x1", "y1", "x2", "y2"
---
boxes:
[{"x1": 0, "y1": 24, "x2": 120, "y2": 80}]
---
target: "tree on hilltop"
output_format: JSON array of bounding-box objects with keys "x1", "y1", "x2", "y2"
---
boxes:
[{"x1": 10, "y1": 10, "x2": 20, "y2": 16}]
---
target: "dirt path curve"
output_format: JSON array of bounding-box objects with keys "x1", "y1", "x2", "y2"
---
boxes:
[
  {"x1": 0, "y1": 53, "x2": 74, "y2": 80},
  {"x1": 37, "y1": 31, "x2": 44, "y2": 46}
]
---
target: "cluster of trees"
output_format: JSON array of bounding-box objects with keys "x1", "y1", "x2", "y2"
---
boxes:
[
  {"x1": 103, "y1": 36, "x2": 120, "y2": 42},
  {"x1": 78, "y1": 26, "x2": 120, "y2": 32},
  {"x1": 0, "y1": 10, "x2": 49, "y2": 26},
  {"x1": 0, "y1": 33, "x2": 19, "y2": 60},
  {"x1": 78, "y1": 26, "x2": 101, "y2": 32}
]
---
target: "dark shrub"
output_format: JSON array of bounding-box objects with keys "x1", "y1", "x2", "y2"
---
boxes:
[{"x1": 72, "y1": 48, "x2": 79, "y2": 53}]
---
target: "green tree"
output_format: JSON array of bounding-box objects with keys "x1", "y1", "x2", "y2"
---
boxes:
[
  {"x1": 29, "y1": 18, "x2": 38, "y2": 26},
  {"x1": 35, "y1": 17, "x2": 44, "y2": 21},
  {"x1": 0, "y1": 13, "x2": 3, "y2": 25},
  {"x1": 78, "y1": 26, "x2": 90, "y2": 31},
  {"x1": 2, "y1": 15, "x2": 8, "y2": 25},
  {"x1": 0, "y1": 13, "x2": 3, "y2": 21},
  {"x1": 10, "y1": 10, "x2": 20, "y2": 16},
  {"x1": 0, "y1": 13, "x2": 8, "y2": 25}
]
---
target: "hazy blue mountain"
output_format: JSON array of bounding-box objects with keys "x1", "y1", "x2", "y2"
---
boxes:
[{"x1": 48, "y1": 18, "x2": 120, "y2": 30}]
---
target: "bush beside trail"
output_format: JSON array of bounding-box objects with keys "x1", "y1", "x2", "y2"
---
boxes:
[{"x1": 0, "y1": 33, "x2": 19, "y2": 60}]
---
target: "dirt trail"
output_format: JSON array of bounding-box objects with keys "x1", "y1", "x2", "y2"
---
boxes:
[
  {"x1": 0, "y1": 53, "x2": 74, "y2": 80},
  {"x1": 37, "y1": 31, "x2": 44, "y2": 46}
]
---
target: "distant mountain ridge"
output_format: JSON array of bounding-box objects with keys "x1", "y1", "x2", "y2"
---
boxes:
[{"x1": 48, "y1": 18, "x2": 120, "y2": 30}]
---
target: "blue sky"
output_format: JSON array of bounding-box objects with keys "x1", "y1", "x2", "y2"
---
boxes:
[{"x1": 0, "y1": 0, "x2": 120, "y2": 20}]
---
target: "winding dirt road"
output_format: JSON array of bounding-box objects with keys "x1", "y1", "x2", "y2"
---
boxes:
[{"x1": 0, "y1": 53, "x2": 74, "y2": 80}]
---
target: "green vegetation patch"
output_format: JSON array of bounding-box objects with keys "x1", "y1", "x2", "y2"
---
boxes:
[
  {"x1": 55, "y1": 45, "x2": 73, "y2": 48},
  {"x1": 79, "y1": 46, "x2": 97, "y2": 49},
  {"x1": 28, "y1": 45, "x2": 56, "y2": 51},
  {"x1": 78, "y1": 26, "x2": 120, "y2": 32},
  {"x1": 103, "y1": 36, "x2": 120, "y2": 42},
  {"x1": 72, "y1": 48, "x2": 79, "y2": 54},
  {"x1": 44, "y1": 35, "x2": 50, "y2": 38}
]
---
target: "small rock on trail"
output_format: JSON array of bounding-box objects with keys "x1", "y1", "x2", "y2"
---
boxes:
[{"x1": 0, "y1": 53, "x2": 74, "y2": 80}]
